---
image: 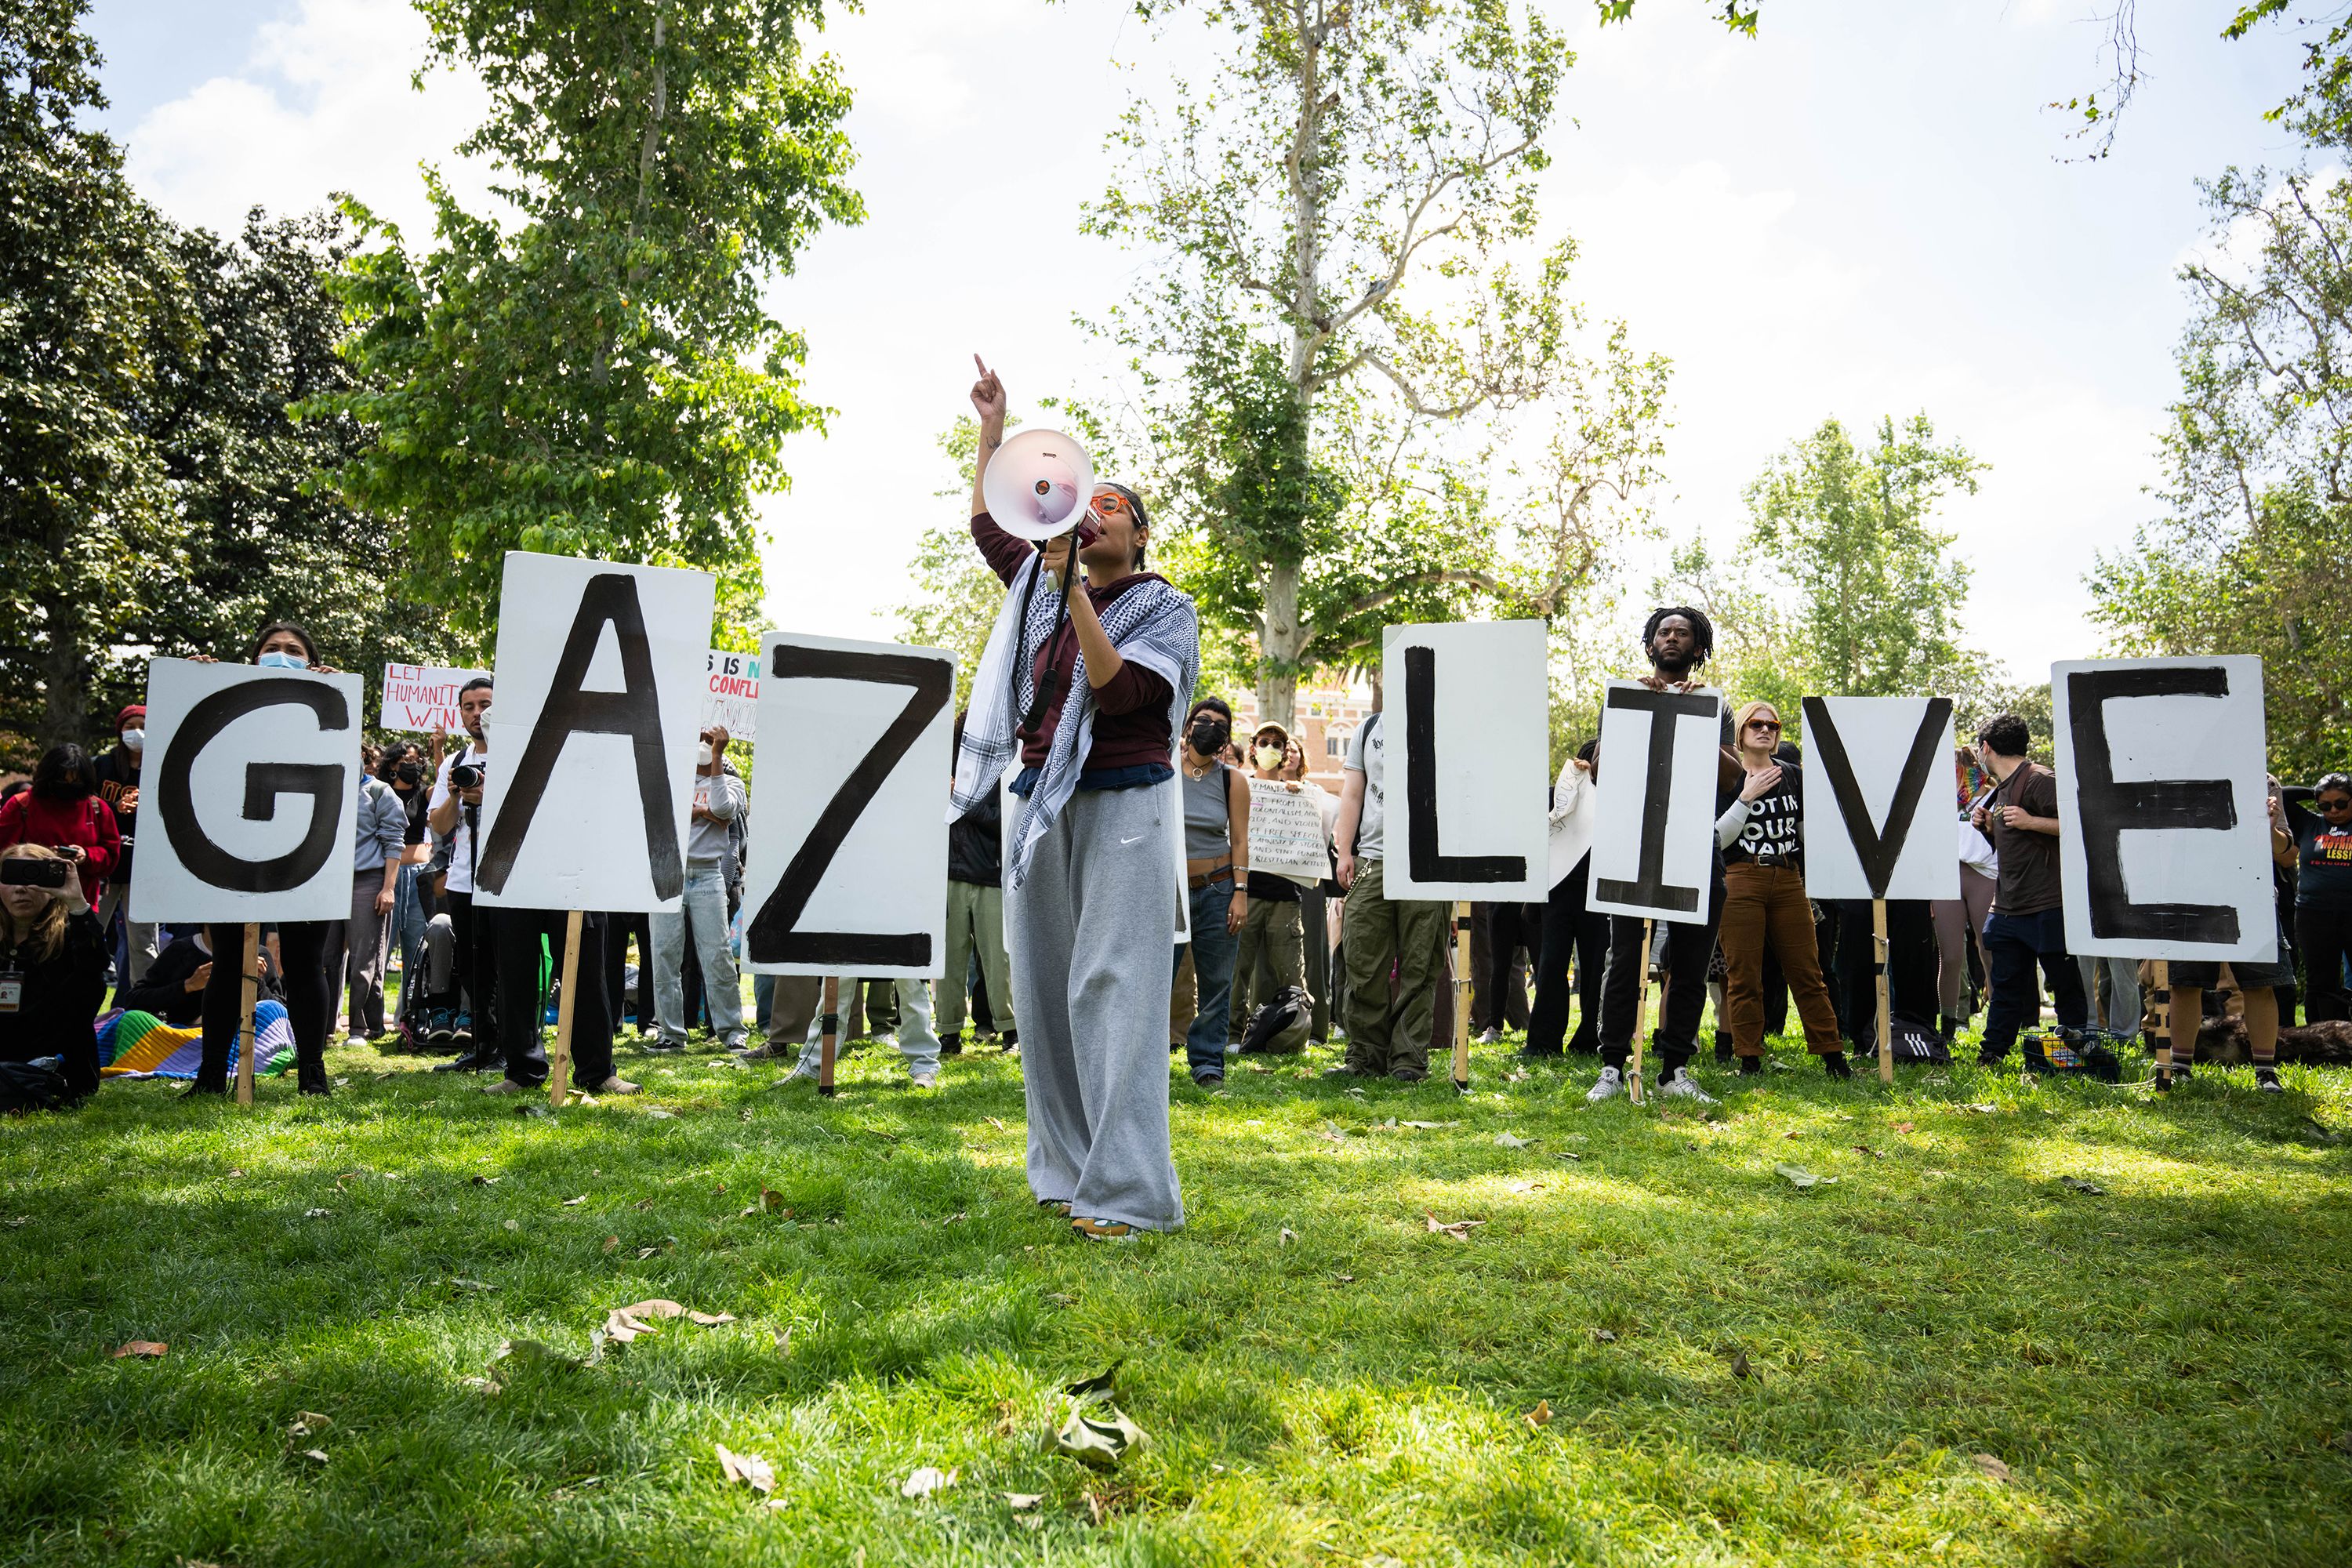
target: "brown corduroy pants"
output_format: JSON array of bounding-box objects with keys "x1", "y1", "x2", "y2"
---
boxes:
[{"x1": 1720, "y1": 862, "x2": 1842, "y2": 1055}]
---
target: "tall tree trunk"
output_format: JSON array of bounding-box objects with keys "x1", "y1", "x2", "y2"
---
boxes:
[
  {"x1": 1260, "y1": 561, "x2": 1305, "y2": 729},
  {"x1": 38, "y1": 572, "x2": 85, "y2": 752}
]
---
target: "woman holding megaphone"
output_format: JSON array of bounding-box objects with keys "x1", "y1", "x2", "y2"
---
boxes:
[{"x1": 952, "y1": 358, "x2": 1200, "y2": 1241}]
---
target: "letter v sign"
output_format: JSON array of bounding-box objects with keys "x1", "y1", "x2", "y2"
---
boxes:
[{"x1": 1801, "y1": 697, "x2": 1953, "y2": 899}]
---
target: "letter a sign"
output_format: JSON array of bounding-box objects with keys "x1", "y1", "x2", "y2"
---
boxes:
[{"x1": 474, "y1": 553, "x2": 717, "y2": 913}]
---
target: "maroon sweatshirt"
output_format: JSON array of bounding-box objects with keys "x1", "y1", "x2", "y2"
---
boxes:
[{"x1": 971, "y1": 513, "x2": 1174, "y2": 771}]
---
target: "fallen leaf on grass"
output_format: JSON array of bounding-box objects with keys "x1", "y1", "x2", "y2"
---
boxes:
[
  {"x1": 225, "y1": 1168, "x2": 245, "y2": 1178},
  {"x1": 1781, "y1": 1131, "x2": 1801, "y2": 1141},
  {"x1": 112, "y1": 1341, "x2": 166, "y2": 1359},
  {"x1": 448, "y1": 1276, "x2": 496, "y2": 1293},
  {"x1": 985, "y1": 1116, "x2": 1007, "y2": 1132},
  {"x1": 286, "y1": 1412, "x2": 333, "y2": 1437},
  {"x1": 503, "y1": 1218, "x2": 519, "y2": 1232},
  {"x1": 1506, "y1": 1180, "x2": 1542, "y2": 1194},
  {"x1": 1494, "y1": 1132, "x2": 1533, "y2": 1149},
  {"x1": 1730, "y1": 1352, "x2": 1754, "y2": 1379},
  {"x1": 716, "y1": 1443, "x2": 775, "y2": 1494},
  {"x1": 760, "y1": 1187, "x2": 786, "y2": 1212},
  {"x1": 1333, "y1": 1274, "x2": 1356, "y2": 1285},
  {"x1": 901, "y1": 1465, "x2": 957, "y2": 1499},
  {"x1": 603, "y1": 1299, "x2": 736, "y2": 1342},
  {"x1": 1399, "y1": 1120, "x2": 1454, "y2": 1129},
  {"x1": 1279, "y1": 1226, "x2": 1298, "y2": 1247},
  {"x1": 645, "y1": 1109, "x2": 677, "y2": 1120},
  {"x1": 1055, "y1": 1363, "x2": 1148, "y2": 1469},
  {"x1": 1962, "y1": 1102, "x2": 1998, "y2": 1114},
  {"x1": 1505, "y1": 1069, "x2": 1530, "y2": 1083},
  {"x1": 515, "y1": 1104, "x2": 551, "y2": 1119},
  {"x1": 561, "y1": 1196, "x2": 586, "y2": 1207},
  {"x1": 633, "y1": 1197, "x2": 655, "y2": 1210},
  {"x1": 601, "y1": 1236, "x2": 620, "y2": 1253},
  {"x1": 1523, "y1": 1399, "x2": 1552, "y2": 1429},
  {"x1": 1004, "y1": 1492, "x2": 1044, "y2": 1510},
  {"x1": 1555, "y1": 1151, "x2": 1584, "y2": 1162},
  {"x1": 303, "y1": 1208, "x2": 332, "y2": 1219},
  {"x1": 1972, "y1": 1454, "x2": 2013, "y2": 1483},
  {"x1": 1892, "y1": 1121, "x2": 1915, "y2": 1134},
  {"x1": 1424, "y1": 1211, "x2": 1487, "y2": 1240},
  {"x1": 775, "y1": 1328, "x2": 793, "y2": 1356},
  {"x1": 2060, "y1": 1177, "x2": 2107, "y2": 1195},
  {"x1": 299, "y1": 1448, "x2": 328, "y2": 1465},
  {"x1": 1774, "y1": 1164, "x2": 1836, "y2": 1189},
  {"x1": 1594, "y1": 1329, "x2": 1617, "y2": 1342},
  {"x1": 636, "y1": 1247, "x2": 659, "y2": 1260},
  {"x1": 1852, "y1": 1145, "x2": 1886, "y2": 1159}
]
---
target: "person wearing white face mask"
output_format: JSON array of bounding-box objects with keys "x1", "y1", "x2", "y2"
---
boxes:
[
  {"x1": 91, "y1": 704, "x2": 157, "y2": 989},
  {"x1": 1228, "y1": 721, "x2": 1309, "y2": 1053},
  {"x1": 648, "y1": 724, "x2": 749, "y2": 1051}
]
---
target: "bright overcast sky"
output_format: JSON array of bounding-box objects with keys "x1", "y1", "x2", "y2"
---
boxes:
[{"x1": 87, "y1": 0, "x2": 2317, "y2": 681}]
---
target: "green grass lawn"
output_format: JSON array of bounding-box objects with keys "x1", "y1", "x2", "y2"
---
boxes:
[{"x1": 3, "y1": 1014, "x2": 2350, "y2": 1566}]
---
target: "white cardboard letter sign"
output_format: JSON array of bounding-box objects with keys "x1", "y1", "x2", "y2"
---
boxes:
[
  {"x1": 1382, "y1": 620, "x2": 1548, "y2": 900},
  {"x1": 1588, "y1": 681, "x2": 1724, "y2": 924},
  {"x1": 2051, "y1": 656, "x2": 2274, "y2": 960},
  {"x1": 740, "y1": 632, "x2": 956, "y2": 978},
  {"x1": 1798, "y1": 696, "x2": 1960, "y2": 902},
  {"x1": 380, "y1": 663, "x2": 489, "y2": 735},
  {"x1": 474, "y1": 553, "x2": 715, "y2": 913},
  {"x1": 132, "y1": 659, "x2": 363, "y2": 924}
]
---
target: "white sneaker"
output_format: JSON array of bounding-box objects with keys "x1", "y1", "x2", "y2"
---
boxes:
[
  {"x1": 1658, "y1": 1068, "x2": 1717, "y2": 1105},
  {"x1": 342, "y1": 1034, "x2": 369, "y2": 1051},
  {"x1": 1586, "y1": 1066, "x2": 1624, "y2": 1103},
  {"x1": 909, "y1": 1072, "x2": 937, "y2": 1089},
  {"x1": 1476, "y1": 1027, "x2": 1501, "y2": 1045}
]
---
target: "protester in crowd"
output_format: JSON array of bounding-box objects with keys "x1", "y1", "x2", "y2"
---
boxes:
[
  {"x1": 1229, "y1": 720, "x2": 1308, "y2": 1057},
  {"x1": 0, "y1": 844, "x2": 107, "y2": 1102},
  {"x1": 2165, "y1": 788, "x2": 2303, "y2": 1093},
  {"x1": 956, "y1": 360, "x2": 1198, "y2": 1239},
  {"x1": 1930, "y1": 800, "x2": 1998, "y2": 1041},
  {"x1": 1714, "y1": 701, "x2": 1848, "y2": 1076},
  {"x1": 939, "y1": 711, "x2": 1017, "y2": 1054},
  {"x1": 1970, "y1": 713, "x2": 2086, "y2": 1065},
  {"x1": 89, "y1": 706, "x2": 155, "y2": 987},
  {"x1": 1171, "y1": 705, "x2": 1251, "y2": 1086},
  {"x1": 1472, "y1": 900, "x2": 1540, "y2": 1044},
  {"x1": 1280, "y1": 739, "x2": 1339, "y2": 1043},
  {"x1": 185, "y1": 622, "x2": 340, "y2": 1096},
  {"x1": 1526, "y1": 741, "x2": 1607, "y2": 1057},
  {"x1": 1330, "y1": 702, "x2": 1446, "y2": 1082},
  {"x1": 2281, "y1": 772, "x2": 2352, "y2": 1024},
  {"x1": 1590, "y1": 608, "x2": 1730, "y2": 1104},
  {"x1": 379, "y1": 743, "x2": 436, "y2": 1040},
  {"x1": 648, "y1": 724, "x2": 747, "y2": 1053},
  {"x1": 427, "y1": 678, "x2": 498, "y2": 1068},
  {"x1": 325, "y1": 749, "x2": 408, "y2": 1047},
  {"x1": 2078, "y1": 950, "x2": 2143, "y2": 1038},
  {"x1": 784, "y1": 974, "x2": 943, "y2": 1087},
  {"x1": 123, "y1": 927, "x2": 220, "y2": 1027},
  {"x1": 0, "y1": 745, "x2": 122, "y2": 909}
]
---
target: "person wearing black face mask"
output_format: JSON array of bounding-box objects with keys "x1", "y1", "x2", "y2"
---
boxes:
[{"x1": 1173, "y1": 697, "x2": 1250, "y2": 1087}]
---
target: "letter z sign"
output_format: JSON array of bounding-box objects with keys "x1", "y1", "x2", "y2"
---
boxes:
[{"x1": 740, "y1": 633, "x2": 956, "y2": 977}]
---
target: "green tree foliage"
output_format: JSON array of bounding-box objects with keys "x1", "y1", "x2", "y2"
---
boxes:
[
  {"x1": 1086, "y1": 0, "x2": 1661, "y2": 728},
  {"x1": 0, "y1": 0, "x2": 186, "y2": 753},
  {"x1": 1740, "y1": 413, "x2": 1990, "y2": 700},
  {"x1": 312, "y1": 0, "x2": 862, "y2": 646},
  {"x1": 2089, "y1": 165, "x2": 2352, "y2": 780}
]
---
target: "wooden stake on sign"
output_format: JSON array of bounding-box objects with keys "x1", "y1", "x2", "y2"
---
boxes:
[
  {"x1": 1873, "y1": 898, "x2": 1894, "y2": 1085},
  {"x1": 548, "y1": 909, "x2": 584, "y2": 1108},
  {"x1": 2154, "y1": 957, "x2": 2173, "y2": 1088},
  {"x1": 1450, "y1": 900, "x2": 1474, "y2": 1094},
  {"x1": 1628, "y1": 917, "x2": 1653, "y2": 1106},
  {"x1": 234, "y1": 922, "x2": 260, "y2": 1107},
  {"x1": 818, "y1": 977, "x2": 840, "y2": 1098}
]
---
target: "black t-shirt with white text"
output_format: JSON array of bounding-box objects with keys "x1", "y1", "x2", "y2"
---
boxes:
[{"x1": 1725, "y1": 763, "x2": 1804, "y2": 870}]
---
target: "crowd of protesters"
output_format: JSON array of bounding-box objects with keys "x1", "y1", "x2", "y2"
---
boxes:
[{"x1": 2, "y1": 602, "x2": 2347, "y2": 1116}]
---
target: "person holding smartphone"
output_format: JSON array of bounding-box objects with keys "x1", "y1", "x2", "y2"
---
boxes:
[{"x1": 0, "y1": 845, "x2": 107, "y2": 1101}]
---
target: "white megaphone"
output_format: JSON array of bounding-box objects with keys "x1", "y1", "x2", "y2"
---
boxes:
[{"x1": 982, "y1": 427, "x2": 1097, "y2": 543}]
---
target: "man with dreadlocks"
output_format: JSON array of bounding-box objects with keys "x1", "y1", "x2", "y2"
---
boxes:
[
  {"x1": 953, "y1": 360, "x2": 1200, "y2": 1241},
  {"x1": 1588, "y1": 607, "x2": 1733, "y2": 1105}
]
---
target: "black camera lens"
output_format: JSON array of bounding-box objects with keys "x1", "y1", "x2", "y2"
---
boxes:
[{"x1": 451, "y1": 764, "x2": 485, "y2": 790}]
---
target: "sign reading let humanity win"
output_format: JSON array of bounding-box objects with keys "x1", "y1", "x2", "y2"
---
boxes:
[{"x1": 126, "y1": 581, "x2": 2285, "y2": 968}]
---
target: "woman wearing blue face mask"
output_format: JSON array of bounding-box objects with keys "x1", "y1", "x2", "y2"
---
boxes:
[{"x1": 188, "y1": 620, "x2": 343, "y2": 1097}]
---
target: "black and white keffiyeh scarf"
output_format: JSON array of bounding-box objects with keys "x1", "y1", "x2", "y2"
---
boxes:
[{"x1": 949, "y1": 553, "x2": 1199, "y2": 888}]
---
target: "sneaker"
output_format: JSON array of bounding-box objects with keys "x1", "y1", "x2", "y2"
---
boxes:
[
  {"x1": 426, "y1": 1008, "x2": 454, "y2": 1045},
  {"x1": 434, "y1": 1050, "x2": 499, "y2": 1074},
  {"x1": 738, "y1": 1042, "x2": 790, "y2": 1062},
  {"x1": 481, "y1": 1077, "x2": 527, "y2": 1095},
  {"x1": 1658, "y1": 1068, "x2": 1717, "y2": 1104},
  {"x1": 342, "y1": 1034, "x2": 368, "y2": 1051},
  {"x1": 999, "y1": 1029, "x2": 1018, "y2": 1049},
  {"x1": 1071, "y1": 1216, "x2": 1138, "y2": 1241},
  {"x1": 720, "y1": 1033, "x2": 749, "y2": 1053},
  {"x1": 1389, "y1": 1068, "x2": 1427, "y2": 1083},
  {"x1": 1192, "y1": 1069, "x2": 1225, "y2": 1087},
  {"x1": 1822, "y1": 1051, "x2": 1853, "y2": 1080},
  {"x1": 1586, "y1": 1066, "x2": 1624, "y2": 1103},
  {"x1": 1976, "y1": 1047, "x2": 2005, "y2": 1068},
  {"x1": 940, "y1": 1033, "x2": 964, "y2": 1057},
  {"x1": 591, "y1": 1076, "x2": 640, "y2": 1095},
  {"x1": 1476, "y1": 1027, "x2": 1500, "y2": 1045},
  {"x1": 909, "y1": 1072, "x2": 937, "y2": 1089},
  {"x1": 1739, "y1": 1055, "x2": 1763, "y2": 1076},
  {"x1": 643, "y1": 1036, "x2": 687, "y2": 1054},
  {"x1": 2256, "y1": 1067, "x2": 2283, "y2": 1093},
  {"x1": 450, "y1": 1010, "x2": 474, "y2": 1045}
]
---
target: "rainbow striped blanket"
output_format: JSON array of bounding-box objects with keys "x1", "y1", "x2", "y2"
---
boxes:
[{"x1": 96, "y1": 1003, "x2": 294, "y2": 1080}]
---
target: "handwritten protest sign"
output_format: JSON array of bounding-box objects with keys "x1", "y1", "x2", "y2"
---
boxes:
[
  {"x1": 380, "y1": 663, "x2": 488, "y2": 735},
  {"x1": 704, "y1": 648, "x2": 760, "y2": 739},
  {"x1": 1248, "y1": 779, "x2": 1328, "y2": 884}
]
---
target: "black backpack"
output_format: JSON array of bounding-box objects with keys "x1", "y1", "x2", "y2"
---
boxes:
[{"x1": 0, "y1": 1058, "x2": 77, "y2": 1114}]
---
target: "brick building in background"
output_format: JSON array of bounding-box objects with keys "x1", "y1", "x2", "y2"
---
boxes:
[{"x1": 1226, "y1": 673, "x2": 1378, "y2": 793}]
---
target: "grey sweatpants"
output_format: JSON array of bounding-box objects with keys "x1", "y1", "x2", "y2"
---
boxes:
[{"x1": 1007, "y1": 782, "x2": 1183, "y2": 1231}]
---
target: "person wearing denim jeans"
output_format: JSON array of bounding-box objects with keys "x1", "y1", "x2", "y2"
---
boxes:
[
  {"x1": 650, "y1": 729, "x2": 748, "y2": 1050},
  {"x1": 791, "y1": 976, "x2": 941, "y2": 1084},
  {"x1": 1171, "y1": 699, "x2": 1250, "y2": 1085}
]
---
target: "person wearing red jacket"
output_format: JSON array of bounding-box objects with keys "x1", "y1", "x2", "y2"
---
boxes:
[{"x1": 0, "y1": 745, "x2": 122, "y2": 907}]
